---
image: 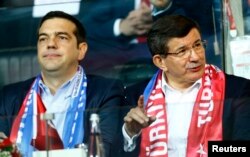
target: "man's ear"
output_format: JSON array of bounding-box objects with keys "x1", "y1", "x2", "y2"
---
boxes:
[
  {"x1": 78, "y1": 42, "x2": 88, "y2": 60},
  {"x1": 152, "y1": 55, "x2": 168, "y2": 71}
]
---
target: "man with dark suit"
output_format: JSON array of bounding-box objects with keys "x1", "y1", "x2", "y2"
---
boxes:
[
  {"x1": 0, "y1": 11, "x2": 125, "y2": 157},
  {"x1": 122, "y1": 15, "x2": 250, "y2": 157}
]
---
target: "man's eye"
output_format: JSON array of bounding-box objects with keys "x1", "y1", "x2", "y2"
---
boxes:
[
  {"x1": 176, "y1": 49, "x2": 186, "y2": 56},
  {"x1": 194, "y1": 42, "x2": 202, "y2": 48},
  {"x1": 59, "y1": 36, "x2": 68, "y2": 40},
  {"x1": 38, "y1": 38, "x2": 46, "y2": 42}
]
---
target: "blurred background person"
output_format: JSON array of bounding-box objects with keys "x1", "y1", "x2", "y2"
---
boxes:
[{"x1": 81, "y1": 0, "x2": 156, "y2": 86}]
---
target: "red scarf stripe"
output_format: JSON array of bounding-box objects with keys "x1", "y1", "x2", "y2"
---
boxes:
[
  {"x1": 10, "y1": 90, "x2": 31, "y2": 143},
  {"x1": 141, "y1": 71, "x2": 168, "y2": 157}
]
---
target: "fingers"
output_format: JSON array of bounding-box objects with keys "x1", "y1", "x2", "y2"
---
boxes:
[
  {"x1": 148, "y1": 116, "x2": 157, "y2": 125},
  {"x1": 137, "y1": 95, "x2": 144, "y2": 108},
  {"x1": 123, "y1": 8, "x2": 152, "y2": 36},
  {"x1": 125, "y1": 95, "x2": 148, "y2": 125},
  {"x1": 124, "y1": 94, "x2": 159, "y2": 137},
  {"x1": 124, "y1": 95, "x2": 149, "y2": 128},
  {"x1": 128, "y1": 8, "x2": 152, "y2": 22},
  {"x1": 134, "y1": 24, "x2": 152, "y2": 35},
  {"x1": 124, "y1": 107, "x2": 148, "y2": 125}
]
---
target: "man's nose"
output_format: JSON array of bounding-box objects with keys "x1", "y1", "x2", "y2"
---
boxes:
[
  {"x1": 189, "y1": 48, "x2": 200, "y2": 60},
  {"x1": 47, "y1": 38, "x2": 57, "y2": 49}
]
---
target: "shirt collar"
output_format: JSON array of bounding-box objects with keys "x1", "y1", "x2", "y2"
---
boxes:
[
  {"x1": 38, "y1": 71, "x2": 79, "y2": 95},
  {"x1": 161, "y1": 72, "x2": 202, "y2": 94}
]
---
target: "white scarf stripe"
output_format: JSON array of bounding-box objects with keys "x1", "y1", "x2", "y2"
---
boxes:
[
  {"x1": 68, "y1": 82, "x2": 85, "y2": 146},
  {"x1": 67, "y1": 67, "x2": 87, "y2": 147},
  {"x1": 149, "y1": 93, "x2": 164, "y2": 100},
  {"x1": 16, "y1": 83, "x2": 35, "y2": 146},
  {"x1": 32, "y1": 90, "x2": 38, "y2": 139},
  {"x1": 74, "y1": 112, "x2": 78, "y2": 120}
]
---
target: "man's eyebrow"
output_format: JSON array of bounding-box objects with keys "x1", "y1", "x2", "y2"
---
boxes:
[
  {"x1": 174, "y1": 45, "x2": 186, "y2": 51},
  {"x1": 175, "y1": 39, "x2": 202, "y2": 50},
  {"x1": 55, "y1": 32, "x2": 71, "y2": 37},
  {"x1": 193, "y1": 39, "x2": 202, "y2": 44},
  {"x1": 38, "y1": 33, "x2": 48, "y2": 37},
  {"x1": 38, "y1": 32, "x2": 71, "y2": 37}
]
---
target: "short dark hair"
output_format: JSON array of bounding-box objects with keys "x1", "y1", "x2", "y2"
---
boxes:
[
  {"x1": 38, "y1": 11, "x2": 87, "y2": 45},
  {"x1": 147, "y1": 14, "x2": 201, "y2": 56}
]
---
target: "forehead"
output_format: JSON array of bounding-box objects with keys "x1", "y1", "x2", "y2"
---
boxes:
[
  {"x1": 167, "y1": 28, "x2": 201, "y2": 48},
  {"x1": 39, "y1": 18, "x2": 76, "y2": 34}
]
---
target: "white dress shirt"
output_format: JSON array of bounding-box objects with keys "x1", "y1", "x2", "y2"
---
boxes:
[
  {"x1": 38, "y1": 72, "x2": 79, "y2": 139},
  {"x1": 123, "y1": 72, "x2": 201, "y2": 157}
]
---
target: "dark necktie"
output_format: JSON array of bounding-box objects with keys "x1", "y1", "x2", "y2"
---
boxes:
[{"x1": 137, "y1": 0, "x2": 150, "y2": 43}]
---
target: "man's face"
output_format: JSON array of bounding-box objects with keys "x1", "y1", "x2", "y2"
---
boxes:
[
  {"x1": 37, "y1": 18, "x2": 86, "y2": 75},
  {"x1": 161, "y1": 28, "x2": 206, "y2": 89}
]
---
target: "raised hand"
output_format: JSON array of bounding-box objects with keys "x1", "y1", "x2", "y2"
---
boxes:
[
  {"x1": 119, "y1": 4, "x2": 153, "y2": 36},
  {"x1": 124, "y1": 95, "x2": 156, "y2": 137}
]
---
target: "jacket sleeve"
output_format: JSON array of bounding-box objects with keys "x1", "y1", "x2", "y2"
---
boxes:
[
  {"x1": 0, "y1": 79, "x2": 32, "y2": 136},
  {"x1": 0, "y1": 86, "x2": 22, "y2": 136},
  {"x1": 223, "y1": 75, "x2": 250, "y2": 140},
  {"x1": 83, "y1": 0, "x2": 135, "y2": 43}
]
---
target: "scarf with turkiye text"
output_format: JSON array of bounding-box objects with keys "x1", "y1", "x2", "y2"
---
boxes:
[
  {"x1": 10, "y1": 66, "x2": 87, "y2": 157},
  {"x1": 140, "y1": 64, "x2": 225, "y2": 157}
]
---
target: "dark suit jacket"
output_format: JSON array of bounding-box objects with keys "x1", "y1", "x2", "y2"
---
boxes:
[
  {"x1": 83, "y1": 0, "x2": 136, "y2": 46},
  {"x1": 0, "y1": 75, "x2": 125, "y2": 157},
  {"x1": 153, "y1": 0, "x2": 214, "y2": 36},
  {"x1": 122, "y1": 74, "x2": 250, "y2": 156}
]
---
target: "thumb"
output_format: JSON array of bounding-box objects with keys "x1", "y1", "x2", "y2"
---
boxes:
[{"x1": 137, "y1": 95, "x2": 144, "y2": 108}]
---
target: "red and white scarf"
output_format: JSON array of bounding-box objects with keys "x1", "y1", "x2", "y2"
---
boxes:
[
  {"x1": 10, "y1": 66, "x2": 87, "y2": 156},
  {"x1": 140, "y1": 64, "x2": 225, "y2": 157}
]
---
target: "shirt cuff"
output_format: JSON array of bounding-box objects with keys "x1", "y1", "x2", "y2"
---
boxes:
[
  {"x1": 122, "y1": 124, "x2": 141, "y2": 152},
  {"x1": 114, "y1": 18, "x2": 122, "y2": 36}
]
